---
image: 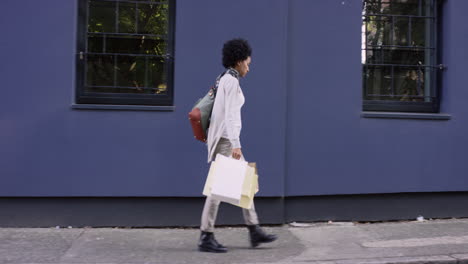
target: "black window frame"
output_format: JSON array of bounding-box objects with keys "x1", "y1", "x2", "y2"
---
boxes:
[
  {"x1": 362, "y1": 0, "x2": 444, "y2": 113},
  {"x1": 76, "y1": 0, "x2": 176, "y2": 106}
]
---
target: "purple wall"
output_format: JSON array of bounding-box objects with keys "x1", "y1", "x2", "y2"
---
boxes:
[
  {"x1": 285, "y1": 0, "x2": 468, "y2": 195},
  {"x1": 0, "y1": 0, "x2": 466, "y2": 197},
  {"x1": 0, "y1": 0, "x2": 286, "y2": 196}
]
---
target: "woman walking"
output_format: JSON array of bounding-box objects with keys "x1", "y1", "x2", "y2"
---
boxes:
[{"x1": 198, "y1": 38, "x2": 277, "y2": 253}]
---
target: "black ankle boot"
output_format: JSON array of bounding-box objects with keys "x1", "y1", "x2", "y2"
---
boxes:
[
  {"x1": 198, "y1": 231, "x2": 228, "y2": 253},
  {"x1": 247, "y1": 225, "x2": 278, "y2": 248}
]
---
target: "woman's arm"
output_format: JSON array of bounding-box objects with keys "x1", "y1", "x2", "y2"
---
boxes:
[{"x1": 222, "y1": 77, "x2": 242, "y2": 159}]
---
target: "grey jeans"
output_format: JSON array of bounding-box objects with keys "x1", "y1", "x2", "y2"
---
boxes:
[{"x1": 200, "y1": 138, "x2": 259, "y2": 232}]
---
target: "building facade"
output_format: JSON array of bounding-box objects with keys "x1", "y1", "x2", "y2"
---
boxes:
[{"x1": 1, "y1": 0, "x2": 467, "y2": 227}]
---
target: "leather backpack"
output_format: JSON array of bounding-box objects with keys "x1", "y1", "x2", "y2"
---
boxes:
[{"x1": 189, "y1": 69, "x2": 238, "y2": 142}]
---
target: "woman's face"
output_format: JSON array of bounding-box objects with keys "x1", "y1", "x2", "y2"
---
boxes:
[{"x1": 235, "y1": 56, "x2": 251, "y2": 77}]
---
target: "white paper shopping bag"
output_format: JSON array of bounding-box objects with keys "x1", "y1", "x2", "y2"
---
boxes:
[{"x1": 210, "y1": 154, "x2": 248, "y2": 205}]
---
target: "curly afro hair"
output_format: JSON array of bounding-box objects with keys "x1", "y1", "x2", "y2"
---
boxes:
[{"x1": 222, "y1": 38, "x2": 252, "y2": 69}]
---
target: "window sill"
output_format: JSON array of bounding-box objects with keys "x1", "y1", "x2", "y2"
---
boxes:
[
  {"x1": 71, "y1": 104, "x2": 176, "y2": 111},
  {"x1": 361, "y1": 111, "x2": 451, "y2": 120}
]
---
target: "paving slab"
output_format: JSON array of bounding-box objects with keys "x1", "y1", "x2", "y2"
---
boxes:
[
  {"x1": 0, "y1": 227, "x2": 301, "y2": 264},
  {"x1": 0, "y1": 228, "x2": 83, "y2": 264},
  {"x1": 2, "y1": 219, "x2": 468, "y2": 264},
  {"x1": 289, "y1": 219, "x2": 468, "y2": 263}
]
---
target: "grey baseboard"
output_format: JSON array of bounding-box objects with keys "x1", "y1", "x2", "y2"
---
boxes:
[
  {"x1": 285, "y1": 192, "x2": 468, "y2": 222},
  {"x1": 0, "y1": 193, "x2": 467, "y2": 227},
  {"x1": 0, "y1": 197, "x2": 283, "y2": 228}
]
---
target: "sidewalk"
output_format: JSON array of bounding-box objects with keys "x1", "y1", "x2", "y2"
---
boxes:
[{"x1": 2, "y1": 219, "x2": 468, "y2": 264}]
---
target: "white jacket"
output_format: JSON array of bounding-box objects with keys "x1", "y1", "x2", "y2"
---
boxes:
[{"x1": 206, "y1": 71, "x2": 245, "y2": 162}]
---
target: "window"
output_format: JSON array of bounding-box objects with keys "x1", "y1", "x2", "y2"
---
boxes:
[
  {"x1": 362, "y1": 0, "x2": 442, "y2": 112},
  {"x1": 76, "y1": 0, "x2": 175, "y2": 106}
]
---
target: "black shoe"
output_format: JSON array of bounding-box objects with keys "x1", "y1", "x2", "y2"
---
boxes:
[
  {"x1": 247, "y1": 225, "x2": 278, "y2": 248},
  {"x1": 198, "y1": 231, "x2": 228, "y2": 253}
]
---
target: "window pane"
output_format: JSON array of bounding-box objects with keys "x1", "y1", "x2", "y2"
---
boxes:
[
  {"x1": 365, "y1": 66, "x2": 431, "y2": 101},
  {"x1": 148, "y1": 58, "x2": 168, "y2": 94},
  {"x1": 365, "y1": 47, "x2": 432, "y2": 65},
  {"x1": 108, "y1": 35, "x2": 167, "y2": 55},
  {"x1": 88, "y1": 1, "x2": 116, "y2": 33},
  {"x1": 365, "y1": 16, "x2": 394, "y2": 46},
  {"x1": 366, "y1": 16, "x2": 434, "y2": 48},
  {"x1": 118, "y1": 2, "x2": 137, "y2": 33},
  {"x1": 395, "y1": 67, "x2": 426, "y2": 101},
  {"x1": 88, "y1": 35, "x2": 104, "y2": 53},
  {"x1": 393, "y1": 16, "x2": 408, "y2": 46},
  {"x1": 85, "y1": 54, "x2": 167, "y2": 95},
  {"x1": 411, "y1": 18, "x2": 433, "y2": 47},
  {"x1": 137, "y1": 3, "x2": 168, "y2": 35},
  {"x1": 116, "y1": 55, "x2": 167, "y2": 94},
  {"x1": 362, "y1": 0, "x2": 437, "y2": 110},
  {"x1": 364, "y1": 0, "x2": 432, "y2": 16},
  {"x1": 86, "y1": 54, "x2": 115, "y2": 87},
  {"x1": 88, "y1": 34, "x2": 167, "y2": 56},
  {"x1": 365, "y1": 66, "x2": 392, "y2": 99},
  {"x1": 78, "y1": 0, "x2": 174, "y2": 105}
]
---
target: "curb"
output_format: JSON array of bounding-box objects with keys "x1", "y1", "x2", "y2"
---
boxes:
[{"x1": 291, "y1": 254, "x2": 468, "y2": 264}]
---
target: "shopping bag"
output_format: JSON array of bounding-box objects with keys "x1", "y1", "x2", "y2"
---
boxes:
[
  {"x1": 203, "y1": 154, "x2": 259, "y2": 209},
  {"x1": 238, "y1": 163, "x2": 259, "y2": 209},
  {"x1": 210, "y1": 154, "x2": 247, "y2": 205}
]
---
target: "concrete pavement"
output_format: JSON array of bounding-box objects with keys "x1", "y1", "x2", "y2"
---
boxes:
[{"x1": 2, "y1": 219, "x2": 468, "y2": 264}]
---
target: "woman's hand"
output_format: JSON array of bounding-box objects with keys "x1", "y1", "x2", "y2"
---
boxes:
[{"x1": 232, "y1": 148, "x2": 243, "y2": 160}]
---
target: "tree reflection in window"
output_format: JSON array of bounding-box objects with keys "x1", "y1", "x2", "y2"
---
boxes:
[
  {"x1": 86, "y1": 0, "x2": 170, "y2": 95},
  {"x1": 362, "y1": 0, "x2": 436, "y2": 103}
]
